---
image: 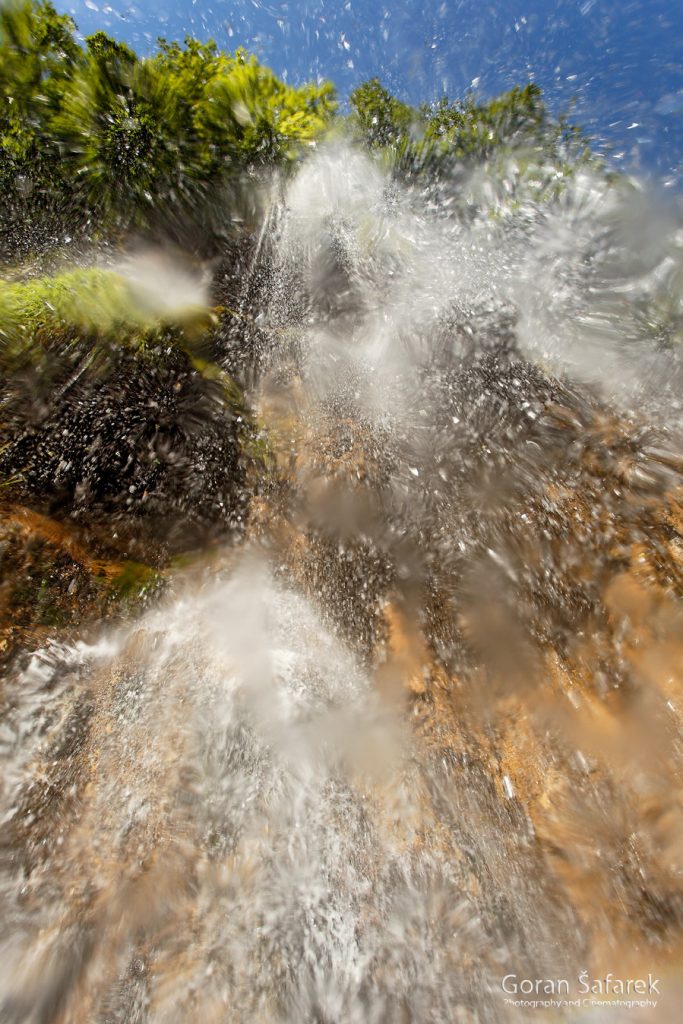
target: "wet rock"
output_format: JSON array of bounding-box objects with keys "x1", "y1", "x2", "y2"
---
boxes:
[
  {"x1": 0, "y1": 506, "x2": 163, "y2": 668},
  {"x1": 0, "y1": 268, "x2": 257, "y2": 552}
]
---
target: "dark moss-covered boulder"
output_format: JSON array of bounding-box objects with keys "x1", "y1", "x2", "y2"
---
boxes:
[
  {"x1": 0, "y1": 267, "x2": 258, "y2": 553},
  {"x1": 0, "y1": 505, "x2": 163, "y2": 666}
]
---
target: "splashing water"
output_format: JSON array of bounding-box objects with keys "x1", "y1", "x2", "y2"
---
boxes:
[{"x1": 2, "y1": 142, "x2": 683, "y2": 1022}]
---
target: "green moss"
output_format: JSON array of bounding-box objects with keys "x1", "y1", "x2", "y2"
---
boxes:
[
  {"x1": 0, "y1": 266, "x2": 221, "y2": 368},
  {"x1": 0, "y1": 267, "x2": 199, "y2": 337},
  {"x1": 0, "y1": 268, "x2": 146, "y2": 360},
  {"x1": 35, "y1": 576, "x2": 68, "y2": 626},
  {"x1": 240, "y1": 422, "x2": 277, "y2": 476},
  {"x1": 108, "y1": 560, "x2": 163, "y2": 603},
  {"x1": 188, "y1": 353, "x2": 245, "y2": 406}
]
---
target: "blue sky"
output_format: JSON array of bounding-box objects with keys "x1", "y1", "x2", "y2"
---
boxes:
[{"x1": 56, "y1": 0, "x2": 683, "y2": 186}]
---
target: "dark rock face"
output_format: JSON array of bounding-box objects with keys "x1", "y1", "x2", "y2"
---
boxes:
[
  {"x1": 0, "y1": 254, "x2": 268, "y2": 665},
  {"x1": 0, "y1": 332, "x2": 250, "y2": 552}
]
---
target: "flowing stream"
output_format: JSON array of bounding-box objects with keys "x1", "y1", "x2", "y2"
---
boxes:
[{"x1": 2, "y1": 144, "x2": 683, "y2": 1022}]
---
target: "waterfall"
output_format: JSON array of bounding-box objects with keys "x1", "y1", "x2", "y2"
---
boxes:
[{"x1": 2, "y1": 141, "x2": 683, "y2": 1023}]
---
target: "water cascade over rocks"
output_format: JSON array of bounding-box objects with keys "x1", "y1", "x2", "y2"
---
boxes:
[{"x1": 2, "y1": 141, "x2": 683, "y2": 1023}]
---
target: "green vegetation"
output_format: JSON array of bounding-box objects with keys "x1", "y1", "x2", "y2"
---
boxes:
[
  {"x1": 349, "y1": 78, "x2": 416, "y2": 150},
  {"x1": 0, "y1": 0, "x2": 337, "y2": 256},
  {"x1": 0, "y1": 0, "x2": 591, "y2": 260},
  {"x1": 348, "y1": 77, "x2": 590, "y2": 185},
  {"x1": 0, "y1": 266, "x2": 216, "y2": 365},
  {"x1": 108, "y1": 559, "x2": 163, "y2": 603},
  {"x1": 0, "y1": 268, "x2": 153, "y2": 356}
]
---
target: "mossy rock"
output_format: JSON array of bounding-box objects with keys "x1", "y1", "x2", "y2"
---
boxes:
[
  {"x1": 0, "y1": 506, "x2": 164, "y2": 666},
  {"x1": 0, "y1": 268, "x2": 148, "y2": 354},
  {"x1": 0, "y1": 266, "x2": 257, "y2": 550},
  {"x1": 0, "y1": 266, "x2": 216, "y2": 361}
]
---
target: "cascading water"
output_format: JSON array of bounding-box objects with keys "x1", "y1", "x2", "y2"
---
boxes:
[{"x1": 2, "y1": 140, "x2": 683, "y2": 1023}]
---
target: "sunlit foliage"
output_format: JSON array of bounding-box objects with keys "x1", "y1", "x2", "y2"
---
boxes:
[
  {"x1": 0, "y1": 1, "x2": 81, "y2": 254},
  {"x1": 349, "y1": 76, "x2": 589, "y2": 180},
  {"x1": 349, "y1": 77, "x2": 416, "y2": 149},
  {"x1": 0, "y1": 1, "x2": 336, "y2": 255},
  {"x1": 0, "y1": 0, "x2": 592, "y2": 258}
]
